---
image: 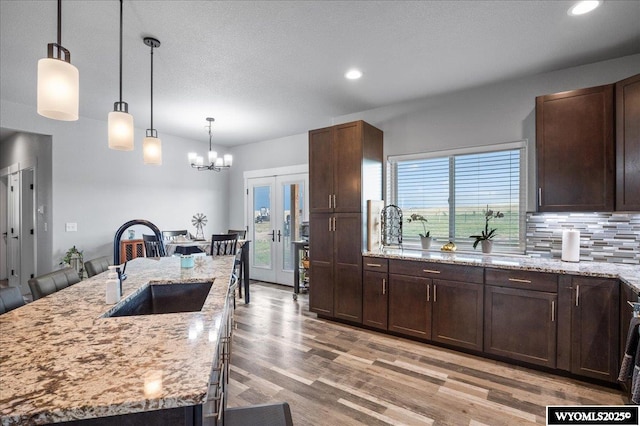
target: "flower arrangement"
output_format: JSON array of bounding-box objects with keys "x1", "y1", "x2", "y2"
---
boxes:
[
  {"x1": 406, "y1": 213, "x2": 430, "y2": 238},
  {"x1": 470, "y1": 206, "x2": 504, "y2": 249}
]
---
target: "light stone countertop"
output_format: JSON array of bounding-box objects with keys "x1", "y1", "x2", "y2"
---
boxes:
[
  {"x1": 364, "y1": 249, "x2": 640, "y2": 292},
  {"x1": 0, "y1": 255, "x2": 234, "y2": 425}
]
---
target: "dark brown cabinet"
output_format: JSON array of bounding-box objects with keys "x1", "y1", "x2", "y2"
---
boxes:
[
  {"x1": 567, "y1": 276, "x2": 619, "y2": 382},
  {"x1": 432, "y1": 279, "x2": 484, "y2": 351},
  {"x1": 388, "y1": 273, "x2": 431, "y2": 339},
  {"x1": 388, "y1": 260, "x2": 484, "y2": 349},
  {"x1": 616, "y1": 73, "x2": 640, "y2": 211},
  {"x1": 483, "y1": 268, "x2": 558, "y2": 368},
  {"x1": 536, "y1": 84, "x2": 614, "y2": 212},
  {"x1": 308, "y1": 121, "x2": 383, "y2": 323},
  {"x1": 309, "y1": 121, "x2": 383, "y2": 214},
  {"x1": 363, "y1": 258, "x2": 389, "y2": 331}
]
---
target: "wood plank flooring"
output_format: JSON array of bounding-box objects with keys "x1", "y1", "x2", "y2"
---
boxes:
[{"x1": 227, "y1": 283, "x2": 625, "y2": 425}]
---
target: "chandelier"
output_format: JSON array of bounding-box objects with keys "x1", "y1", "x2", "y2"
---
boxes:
[{"x1": 188, "y1": 117, "x2": 232, "y2": 171}]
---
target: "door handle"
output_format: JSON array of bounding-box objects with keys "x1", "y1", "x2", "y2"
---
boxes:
[
  {"x1": 382, "y1": 278, "x2": 386, "y2": 295},
  {"x1": 269, "y1": 230, "x2": 275, "y2": 242},
  {"x1": 277, "y1": 230, "x2": 281, "y2": 242},
  {"x1": 12, "y1": 236, "x2": 19, "y2": 239}
]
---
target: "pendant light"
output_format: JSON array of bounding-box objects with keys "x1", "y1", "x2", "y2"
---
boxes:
[
  {"x1": 143, "y1": 37, "x2": 162, "y2": 165},
  {"x1": 108, "y1": 0, "x2": 134, "y2": 151},
  {"x1": 188, "y1": 118, "x2": 233, "y2": 171},
  {"x1": 37, "y1": 0, "x2": 79, "y2": 121}
]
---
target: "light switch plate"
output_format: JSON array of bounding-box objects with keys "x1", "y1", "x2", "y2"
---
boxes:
[{"x1": 65, "y1": 222, "x2": 77, "y2": 232}]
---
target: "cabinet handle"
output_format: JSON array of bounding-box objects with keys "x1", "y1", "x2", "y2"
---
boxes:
[
  {"x1": 551, "y1": 300, "x2": 555, "y2": 322},
  {"x1": 328, "y1": 217, "x2": 332, "y2": 232},
  {"x1": 538, "y1": 187, "x2": 542, "y2": 207},
  {"x1": 423, "y1": 269, "x2": 441, "y2": 274},
  {"x1": 382, "y1": 278, "x2": 386, "y2": 295},
  {"x1": 333, "y1": 194, "x2": 336, "y2": 209},
  {"x1": 433, "y1": 284, "x2": 437, "y2": 302},
  {"x1": 575, "y1": 284, "x2": 580, "y2": 307},
  {"x1": 508, "y1": 278, "x2": 532, "y2": 284},
  {"x1": 426, "y1": 284, "x2": 430, "y2": 302},
  {"x1": 328, "y1": 194, "x2": 332, "y2": 208},
  {"x1": 332, "y1": 217, "x2": 336, "y2": 232},
  {"x1": 366, "y1": 263, "x2": 382, "y2": 267}
]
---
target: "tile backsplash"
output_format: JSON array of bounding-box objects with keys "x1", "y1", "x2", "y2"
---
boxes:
[{"x1": 526, "y1": 212, "x2": 640, "y2": 265}]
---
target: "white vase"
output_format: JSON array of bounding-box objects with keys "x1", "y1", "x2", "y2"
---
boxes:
[
  {"x1": 420, "y1": 236, "x2": 433, "y2": 249},
  {"x1": 481, "y1": 240, "x2": 493, "y2": 254}
]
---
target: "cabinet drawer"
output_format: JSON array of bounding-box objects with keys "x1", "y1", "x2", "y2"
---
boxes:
[
  {"x1": 389, "y1": 259, "x2": 483, "y2": 283},
  {"x1": 363, "y1": 257, "x2": 388, "y2": 272},
  {"x1": 485, "y1": 268, "x2": 557, "y2": 293}
]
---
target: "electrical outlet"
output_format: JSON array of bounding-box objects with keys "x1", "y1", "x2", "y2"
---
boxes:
[{"x1": 65, "y1": 222, "x2": 77, "y2": 232}]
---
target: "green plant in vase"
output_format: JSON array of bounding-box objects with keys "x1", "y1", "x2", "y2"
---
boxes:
[
  {"x1": 407, "y1": 213, "x2": 433, "y2": 249},
  {"x1": 470, "y1": 206, "x2": 504, "y2": 253}
]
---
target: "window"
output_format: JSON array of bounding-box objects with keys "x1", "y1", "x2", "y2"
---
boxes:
[{"x1": 388, "y1": 141, "x2": 526, "y2": 253}]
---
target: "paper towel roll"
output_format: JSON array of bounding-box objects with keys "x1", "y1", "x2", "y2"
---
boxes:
[{"x1": 561, "y1": 229, "x2": 580, "y2": 262}]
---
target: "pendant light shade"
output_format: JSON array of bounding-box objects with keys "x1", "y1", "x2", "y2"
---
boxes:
[
  {"x1": 143, "y1": 37, "x2": 161, "y2": 165},
  {"x1": 37, "y1": 0, "x2": 79, "y2": 121},
  {"x1": 108, "y1": 0, "x2": 134, "y2": 151},
  {"x1": 143, "y1": 134, "x2": 162, "y2": 165}
]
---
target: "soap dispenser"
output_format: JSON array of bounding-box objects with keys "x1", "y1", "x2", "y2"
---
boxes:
[{"x1": 106, "y1": 265, "x2": 121, "y2": 304}]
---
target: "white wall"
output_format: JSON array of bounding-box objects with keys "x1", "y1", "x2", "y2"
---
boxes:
[
  {"x1": 228, "y1": 53, "x2": 640, "y2": 219},
  {"x1": 0, "y1": 100, "x2": 229, "y2": 270}
]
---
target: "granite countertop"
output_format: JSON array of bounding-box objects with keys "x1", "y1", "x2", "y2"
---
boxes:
[
  {"x1": 364, "y1": 249, "x2": 640, "y2": 292},
  {"x1": 0, "y1": 256, "x2": 234, "y2": 426}
]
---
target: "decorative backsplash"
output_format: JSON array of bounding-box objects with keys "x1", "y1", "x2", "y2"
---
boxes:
[{"x1": 526, "y1": 212, "x2": 640, "y2": 265}]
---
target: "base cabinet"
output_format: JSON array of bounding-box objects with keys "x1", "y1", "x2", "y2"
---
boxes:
[
  {"x1": 568, "y1": 277, "x2": 620, "y2": 382},
  {"x1": 432, "y1": 279, "x2": 484, "y2": 352},
  {"x1": 388, "y1": 274, "x2": 431, "y2": 339},
  {"x1": 363, "y1": 258, "x2": 389, "y2": 330},
  {"x1": 484, "y1": 286, "x2": 557, "y2": 368}
]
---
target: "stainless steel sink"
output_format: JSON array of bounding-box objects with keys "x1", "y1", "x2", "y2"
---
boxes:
[{"x1": 106, "y1": 282, "x2": 212, "y2": 317}]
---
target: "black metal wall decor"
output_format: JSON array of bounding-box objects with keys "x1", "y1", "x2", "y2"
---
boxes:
[{"x1": 381, "y1": 204, "x2": 403, "y2": 248}]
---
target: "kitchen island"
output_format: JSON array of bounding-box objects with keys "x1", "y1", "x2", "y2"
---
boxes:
[{"x1": 0, "y1": 256, "x2": 235, "y2": 425}]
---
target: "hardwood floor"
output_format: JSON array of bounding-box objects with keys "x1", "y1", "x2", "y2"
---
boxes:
[{"x1": 228, "y1": 283, "x2": 625, "y2": 425}]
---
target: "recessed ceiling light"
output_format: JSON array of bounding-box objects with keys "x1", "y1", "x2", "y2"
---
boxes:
[
  {"x1": 568, "y1": 0, "x2": 601, "y2": 16},
  {"x1": 345, "y1": 69, "x2": 363, "y2": 80}
]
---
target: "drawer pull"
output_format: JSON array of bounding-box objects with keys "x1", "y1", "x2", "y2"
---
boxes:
[
  {"x1": 508, "y1": 278, "x2": 532, "y2": 284},
  {"x1": 423, "y1": 269, "x2": 441, "y2": 274},
  {"x1": 366, "y1": 263, "x2": 382, "y2": 267}
]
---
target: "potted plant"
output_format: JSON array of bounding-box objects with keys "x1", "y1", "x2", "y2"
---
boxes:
[
  {"x1": 470, "y1": 206, "x2": 504, "y2": 254},
  {"x1": 407, "y1": 213, "x2": 433, "y2": 249}
]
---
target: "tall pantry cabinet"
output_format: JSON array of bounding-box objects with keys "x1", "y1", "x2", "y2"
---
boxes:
[{"x1": 308, "y1": 121, "x2": 383, "y2": 322}]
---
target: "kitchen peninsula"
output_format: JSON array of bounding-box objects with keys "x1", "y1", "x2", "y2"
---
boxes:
[{"x1": 0, "y1": 256, "x2": 235, "y2": 425}]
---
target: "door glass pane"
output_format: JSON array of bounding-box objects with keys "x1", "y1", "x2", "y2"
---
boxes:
[
  {"x1": 253, "y1": 185, "x2": 272, "y2": 268},
  {"x1": 281, "y1": 182, "x2": 304, "y2": 272}
]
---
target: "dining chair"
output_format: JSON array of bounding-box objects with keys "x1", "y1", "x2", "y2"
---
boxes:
[
  {"x1": 210, "y1": 233, "x2": 238, "y2": 256},
  {"x1": 227, "y1": 229, "x2": 247, "y2": 239},
  {"x1": 0, "y1": 286, "x2": 25, "y2": 314},
  {"x1": 142, "y1": 234, "x2": 164, "y2": 257},
  {"x1": 84, "y1": 256, "x2": 112, "y2": 277},
  {"x1": 28, "y1": 267, "x2": 81, "y2": 301},
  {"x1": 162, "y1": 230, "x2": 188, "y2": 242}
]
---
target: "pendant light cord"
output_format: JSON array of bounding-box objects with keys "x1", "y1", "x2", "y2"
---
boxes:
[
  {"x1": 150, "y1": 43, "x2": 154, "y2": 131},
  {"x1": 118, "y1": 0, "x2": 123, "y2": 103},
  {"x1": 57, "y1": 0, "x2": 62, "y2": 47}
]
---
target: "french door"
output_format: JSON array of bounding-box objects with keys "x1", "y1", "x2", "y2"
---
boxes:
[{"x1": 246, "y1": 170, "x2": 308, "y2": 285}]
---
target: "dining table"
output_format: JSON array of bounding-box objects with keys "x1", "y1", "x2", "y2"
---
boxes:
[{"x1": 164, "y1": 238, "x2": 251, "y2": 304}]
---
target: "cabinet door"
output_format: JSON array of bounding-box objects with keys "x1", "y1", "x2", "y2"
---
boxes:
[
  {"x1": 536, "y1": 84, "x2": 614, "y2": 211},
  {"x1": 388, "y1": 274, "x2": 431, "y2": 339},
  {"x1": 616, "y1": 73, "x2": 640, "y2": 211},
  {"x1": 309, "y1": 213, "x2": 334, "y2": 316},
  {"x1": 333, "y1": 122, "x2": 363, "y2": 213},
  {"x1": 309, "y1": 127, "x2": 334, "y2": 213},
  {"x1": 363, "y1": 270, "x2": 388, "y2": 330},
  {"x1": 571, "y1": 277, "x2": 619, "y2": 382},
  {"x1": 484, "y1": 286, "x2": 557, "y2": 368},
  {"x1": 333, "y1": 213, "x2": 362, "y2": 323},
  {"x1": 432, "y1": 280, "x2": 483, "y2": 352}
]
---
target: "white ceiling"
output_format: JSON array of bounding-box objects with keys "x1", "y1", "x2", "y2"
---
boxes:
[{"x1": 1, "y1": 1, "x2": 639, "y2": 147}]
